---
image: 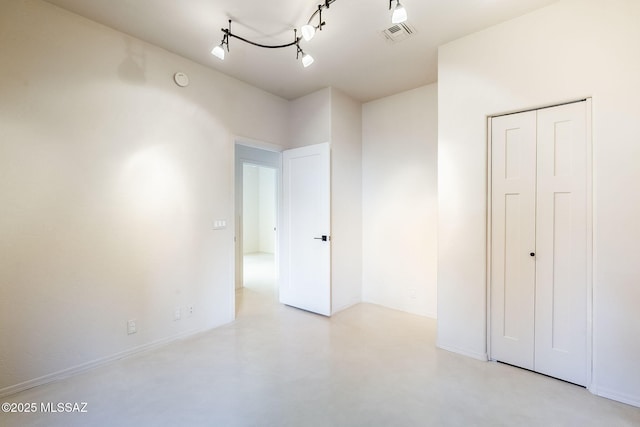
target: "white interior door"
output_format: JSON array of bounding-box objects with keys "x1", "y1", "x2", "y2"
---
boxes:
[
  {"x1": 490, "y1": 101, "x2": 589, "y2": 386},
  {"x1": 280, "y1": 143, "x2": 331, "y2": 316}
]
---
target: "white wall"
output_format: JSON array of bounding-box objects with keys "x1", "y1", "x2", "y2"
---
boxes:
[
  {"x1": 437, "y1": 0, "x2": 640, "y2": 406},
  {"x1": 0, "y1": 0, "x2": 288, "y2": 394},
  {"x1": 258, "y1": 167, "x2": 276, "y2": 253},
  {"x1": 330, "y1": 89, "x2": 363, "y2": 313},
  {"x1": 242, "y1": 165, "x2": 260, "y2": 253},
  {"x1": 362, "y1": 85, "x2": 438, "y2": 318},
  {"x1": 242, "y1": 165, "x2": 276, "y2": 254}
]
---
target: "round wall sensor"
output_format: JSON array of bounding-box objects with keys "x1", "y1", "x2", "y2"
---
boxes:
[{"x1": 173, "y1": 72, "x2": 189, "y2": 87}]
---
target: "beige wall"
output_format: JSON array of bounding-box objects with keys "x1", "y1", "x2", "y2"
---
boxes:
[
  {"x1": 438, "y1": 0, "x2": 640, "y2": 406},
  {"x1": 0, "y1": 0, "x2": 288, "y2": 394},
  {"x1": 362, "y1": 84, "x2": 438, "y2": 318},
  {"x1": 288, "y1": 88, "x2": 332, "y2": 148}
]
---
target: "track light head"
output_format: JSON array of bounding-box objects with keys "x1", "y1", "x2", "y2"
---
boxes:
[
  {"x1": 296, "y1": 42, "x2": 314, "y2": 68},
  {"x1": 301, "y1": 24, "x2": 316, "y2": 42},
  {"x1": 212, "y1": 28, "x2": 229, "y2": 60},
  {"x1": 302, "y1": 52, "x2": 315, "y2": 68},
  {"x1": 392, "y1": 1, "x2": 408, "y2": 24},
  {"x1": 211, "y1": 44, "x2": 225, "y2": 60}
]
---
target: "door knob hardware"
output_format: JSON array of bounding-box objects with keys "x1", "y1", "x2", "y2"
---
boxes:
[
  {"x1": 530, "y1": 252, "x2": 536, "y2": 257},
  {"x1": 313, "y1": 235, "x2": 330, "y2": 241}
]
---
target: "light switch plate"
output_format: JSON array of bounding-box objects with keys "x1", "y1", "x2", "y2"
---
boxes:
[{"x1": 213, "y1": 219, "x2": 227, "y2": 230}]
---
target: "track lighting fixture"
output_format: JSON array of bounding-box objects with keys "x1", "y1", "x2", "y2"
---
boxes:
[{"x1": 211, "y1": 1, "x2": 408, "y2": 67}]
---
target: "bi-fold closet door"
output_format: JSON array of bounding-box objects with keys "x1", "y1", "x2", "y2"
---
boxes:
[{"x1": 490, "y1": 101, "x2": 589, "y2": 386}]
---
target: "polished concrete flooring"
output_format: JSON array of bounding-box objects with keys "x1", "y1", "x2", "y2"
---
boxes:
[{"x1": 2, "y1": 254, "x2": 639, "y2": 426}]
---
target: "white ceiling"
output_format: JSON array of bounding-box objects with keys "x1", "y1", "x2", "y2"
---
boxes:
[{"x1": 44, "y1": 0, "x2": 559, "y2": 102}]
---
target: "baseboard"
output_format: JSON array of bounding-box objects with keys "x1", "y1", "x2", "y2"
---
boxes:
[
  {"x1": 423, "y1": 310, "x2": 437, "y2": 320},
  {"x1": 331, "y1": 299, "x2": 361, "y2": 315},
  {"x1": 0, "y1": 326, "x2": 216, "y2": 399},
  {"x1": 360, "y1": 297, "x2": 438, "y2": 320},
  {"x1": 436, "y1": 341, "x2": 489, "y2": 362},
  {"x1": 593, "y1": 386, "x2": 640, "y2": 408}
]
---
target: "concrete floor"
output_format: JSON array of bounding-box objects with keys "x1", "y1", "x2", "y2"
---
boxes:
[{"x1": 1, "y1": 254, "x2": 639, "y2": 426}]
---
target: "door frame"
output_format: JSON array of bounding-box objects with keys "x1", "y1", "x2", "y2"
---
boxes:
[
  {"x1": 234, "y1": 141, "x2": 283, "y2": 308},
  {"x1": 485, "y1": 98, "x2": 594, "y2": 389}
]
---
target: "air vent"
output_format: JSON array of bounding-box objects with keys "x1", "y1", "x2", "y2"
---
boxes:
[{"x1": 381, "y1": 22, "x2": 416, "y2": 44}]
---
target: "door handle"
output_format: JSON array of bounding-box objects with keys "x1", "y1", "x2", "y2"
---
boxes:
[
  {"x1": 530, "y1": 252, "x2": 535, "y2": 257},
  {"x1": 313, "y1": 235, "x2": 329, "y2": 241}
]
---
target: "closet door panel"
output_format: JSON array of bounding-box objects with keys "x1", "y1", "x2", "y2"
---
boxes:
[
  {"x1": 535, "y1": 102, "x2": 588, "y2": 386},
  {"x1": 490, "y1": 111, "x2": 537, "y2": 369}
]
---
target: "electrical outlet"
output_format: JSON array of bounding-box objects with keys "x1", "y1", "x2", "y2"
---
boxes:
[
  {"x1": 127, "y1": 319, "x2": 137, "y2": 335},
  {"x1": 408, "y1": 288, "x2": 417, "y2": 299},
  {"x1": 187, "y1": 305, "x2": 194, "y2": 317},
  {"x1": 174, "y1": 307, "x2": 181, "y2": 321}
]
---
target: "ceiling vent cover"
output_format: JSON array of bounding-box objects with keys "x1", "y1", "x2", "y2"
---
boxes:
[{"x1": 381, "y1": 22, "x2": 416, "y2": 44}]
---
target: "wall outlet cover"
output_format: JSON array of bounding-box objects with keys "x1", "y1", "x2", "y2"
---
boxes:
[{"x1": 127, "y1": 319, "x2": 137, "y2": 335}]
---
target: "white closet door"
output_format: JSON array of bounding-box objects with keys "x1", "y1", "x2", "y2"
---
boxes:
[
  {"x1": 490, "y1": 111, "x2": 537, "y2": 370},
  {"x1": 491, "y1": 101, "x2": 589, "y2": 387},
  {"x1": 535, "y1": 102, "x2": 588, "y2": 386}
]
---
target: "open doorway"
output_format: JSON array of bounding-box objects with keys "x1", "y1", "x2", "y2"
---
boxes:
[
  {"x1": 234, "y1": 143, "x2": 281, "y2": 309},
  {"x1": 242, "y1": 164, "x2": 277, "y2": 296}
]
